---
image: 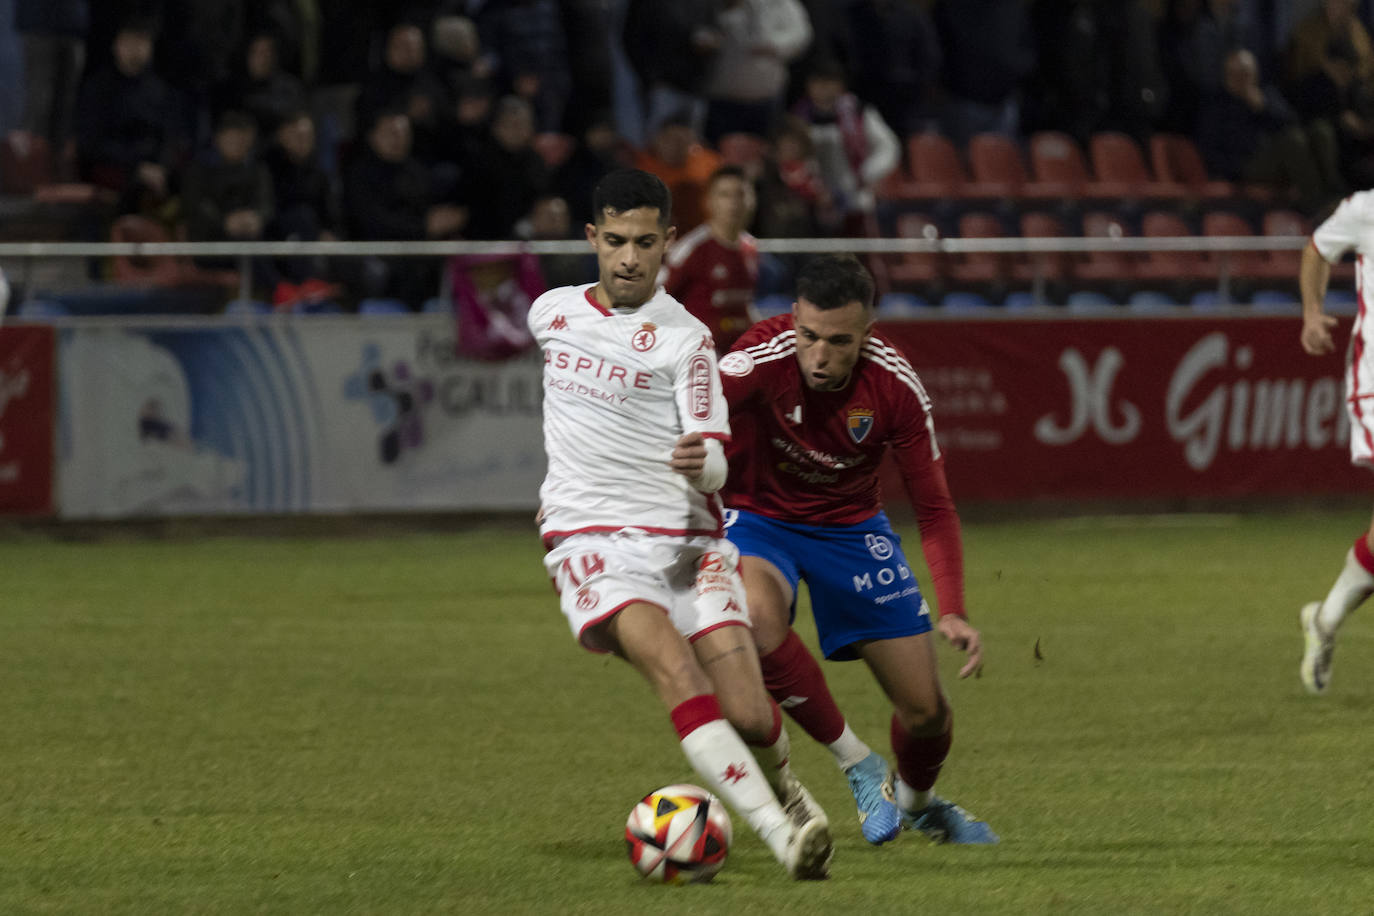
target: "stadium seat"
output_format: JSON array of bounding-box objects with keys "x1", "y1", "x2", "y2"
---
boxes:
[
  {"x1": 16, "y1": 298, "x2": 69, "y2": 318},
  {"x1": 1250, "y1": 289, "x2": 1299, "y2": 312},
  {"x1": 1075, "y1": 211, "x2": 1137, "y2": 283},
  {"x1": 947, "y1": 212, "x2": 1008, "y2": 285},
  {"x1": 1088, "y1": 132, "x2": 1185, "y2": 200},
  {"x1": 421, "y1": 296, "x2": 449, "y2": 314},
  {"x1": 1258, "y1": 209, "x2": 1310, "y2": 280},
  {"x1": 224, "y1": 298, "x2": 271, "y2": 315},
  {"x1": 877, "y1": 291, "x2": 933, "y2": 316},
  {"x1": 532, "y1": 132, "x2": 576, "y2": 170},
  {"x1": 1189, "y1": 289, "x2": 1229, "y2": 309},
  {"x1": 1014, "y1": 211, "x2": 1072, "y2": 284},
  {"x1": 1027, "y1": 131, "x2": 1090, "y2": 198},
  {"x1": 1136, "y1": 211, "x2": 1212, "y2": 282},
  {"x1": 1066, "y1": 289, "x2": 1118, "y2": 312},
  {"x1": 904, "y1": 132, "x2": 995, "y2": 201},
  {"x1": 966, "y1": 132, "x2": 1031, "y2": 199},
  {"x1": 0, "y1": 130, "x2": 54, "y2": 194},
  {"x1": 939, "y1": 290, "x2": 994, "y2": 310},
  {"x1": 109, "y1": 214, "x2": 241, "y2": 290},
  {"x1": 1148, "y1": 133, "x2": 1235, "y2": 200},
  {"x1": 359, "y1": 297, "x2": 412, "y2": 315},
  {"x1": 1201, "y1": 211, "x2": 1268, "y2": 279},
  {"x1": 1002, "y1": 290, "x2": 1039, "y2": 309},
  {"x1": 1325, "y1": 288, "x2": 1358, "y2": 315},
  {"x1": 887, "y1": 211, "x2": 944, "y2": 286},
  {"x1": 291, "y1": 299, "x2": 344, "y2": 315},
  {"x1": 1127, "y1": 290, "x2": 1180, "y2": 311},
  {"x1": 755, "y1": 293, "x2": 793, "y2": 317}
]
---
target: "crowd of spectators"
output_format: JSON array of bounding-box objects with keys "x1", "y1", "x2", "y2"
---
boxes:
[{"x1": 5, "y1": 0, "x2": 1374, "y2": 310}]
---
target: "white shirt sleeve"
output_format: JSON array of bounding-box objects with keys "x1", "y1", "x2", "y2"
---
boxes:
[{"x1": 1313, "y1": 192, "x2": 1374, "y2": 263}]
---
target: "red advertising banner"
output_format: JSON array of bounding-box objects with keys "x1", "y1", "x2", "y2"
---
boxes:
[
  {"x1": 0, "y1": 325, "x2": 55, "y2": 515},
  {"x1": 878, "y1": 315, "x2": 1372, "y2": 505}
]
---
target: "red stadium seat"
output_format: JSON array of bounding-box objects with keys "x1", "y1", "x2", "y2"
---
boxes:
[
  {"x1": 1088, "y1": 132, "x2": 1185, "y2": 200},
  {"x1": 1074, "y1": 211, "x2": 1137, "y2": 283},
  {"x1": 966, "y1": 132, "x2": 1031, "y2": 199},
  {"x1": 1014, "y1": 211, "x2": 1072, "y2": 284},
  {"x1": 110, "y1": 214, "x2": 241, "y2": 290},
  {"x1": 903, "y1": 132, "x2": 998, "y2": 200},
  {"x1": 1201, "y1": 210, "x2": 1268, "y2": 279},
  {"x1": 1136, "y1": 210, "x2": 1212, "y2": 282},
  {"x1": 1148, "y1": 133, "x2": 1237, "y2": 201},
  {"x1": 947, "y1": 212, "x2": 1008, "y2": 284},
  {"x1": 887, "y1": 211, "x2": 944, "y2": 286},
  {"x1": 1027, "y1": 131, "x2": 1090, "y2": 198},
  {"x1": 1259, "y1": 209, "x2": 1309, "y2": 279},
  {"x1": 1, "y1": 130, "x2": 55, "y2": 194}
]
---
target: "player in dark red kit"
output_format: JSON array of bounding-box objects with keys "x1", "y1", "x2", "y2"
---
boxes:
[
  {"x1": 718, "y1": 253, "x2": 997, "y2": 845},
  {"x1": 664, "y1": 165, "x2": 759, "y2": 355}
]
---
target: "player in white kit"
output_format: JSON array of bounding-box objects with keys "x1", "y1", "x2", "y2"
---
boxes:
[
  {"x1": 1299, "y1": 190, "x2": 1374, "y2": 693},
  {"x1": 530, "y1": 168, "x2": 832, "y2": 878}
]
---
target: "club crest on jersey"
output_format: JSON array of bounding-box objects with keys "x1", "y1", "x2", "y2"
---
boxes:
[
  {"x1": 632, "y1": 322, "x2": 657, "y2": 351},
  {"x1": 719, "y1": 351, "x2": 754, "y2": 377},
  {"x1": 848, "y1": 407, "x2": 875, "y2": 443},
  {"x1": 548, "y1": 314, "x2": 568, "y2": 330}
]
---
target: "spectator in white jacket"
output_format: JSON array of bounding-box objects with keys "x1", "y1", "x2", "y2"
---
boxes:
[
  {"x1": 702, "y1": 0, "x2": 812, "y2": 144},
  {"x1": 789, "y1": 58, "x2": 900, "y2": 234}
]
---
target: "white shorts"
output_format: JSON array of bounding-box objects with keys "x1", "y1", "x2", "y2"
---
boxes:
[
  {"x1": 543, "y1": 530, "x2": 751, "y2": 653},
  {"x1": 1349, "y1": 337, "x2": 1374, "y2": 468}
]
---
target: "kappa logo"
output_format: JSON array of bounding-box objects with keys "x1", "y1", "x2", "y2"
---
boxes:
[
  {"x1": 698, "y1": 334, "x2": 714, "y2": 351},
  {"x1": 548, "y1": 314, "x2": 568, "y2": 331},
  {"x1": 723, "y1": 598, "x2": 744, "y2": 616},
  {"x1": 632, "y1": 322, "x2": 657, "y2": 351},
  {"x1": 848, "y1": 407, "x2": 875, "y2": 443},
  {"x1": 721, "y1": 763, "x2": 749, "y2": 784},
  {"x1": 700, "y1": 552, "x2": 727, "y2": 573},
  {"x1": 785, "y1": 404, "x2": 803, "y2": 425},
  {"x1": 575, "y1": 586, "x2": 600, "y2": 612}
]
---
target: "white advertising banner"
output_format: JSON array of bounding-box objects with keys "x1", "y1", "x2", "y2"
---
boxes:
[{"x1": 58, "y1": 318, "x2": 546, "y2": 517}]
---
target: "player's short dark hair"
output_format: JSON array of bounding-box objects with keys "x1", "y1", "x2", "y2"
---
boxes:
[
  {"x1": 795, "y1": 254, "x2": 875, "y2": 311},
  {"x1": 592, "y1": 168, "x2": 672, "y2": 227},
  {"x1": 708, "y1": 164, "x2": 749, "y2": 188}
]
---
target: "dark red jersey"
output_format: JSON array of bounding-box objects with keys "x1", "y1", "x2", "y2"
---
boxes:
[
  {"x1": 719, "y1": 314, "x2": 967, "y2": 617},
  {"x1": 664, "y1": 224, "x2": 759, "y2": 354}
]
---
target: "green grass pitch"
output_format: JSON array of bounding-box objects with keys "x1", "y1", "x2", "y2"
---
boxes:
[{"x1": 1, "y1": 509, "x2": 1372, "y2": 914}]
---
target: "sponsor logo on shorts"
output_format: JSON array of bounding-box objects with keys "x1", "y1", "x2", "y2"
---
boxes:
[
  {"x1": 865, "y1": 534, "x2": 894, "y2": 561},
  {"x1": 575, "y1": 587, "x2": 599, "y2": 611}
]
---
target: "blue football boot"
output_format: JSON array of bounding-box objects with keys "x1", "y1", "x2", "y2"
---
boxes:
[{"x1": 844, "y1": 752, "x2": 901, "y2": 844}]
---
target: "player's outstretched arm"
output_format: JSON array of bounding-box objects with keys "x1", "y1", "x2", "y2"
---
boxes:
[
  {"x1": 1299, "y1": 242, "x2": 1337, "y2": 356},
  {"x1": 937, "y1": 615, "x2": 983, "y2": 679}
]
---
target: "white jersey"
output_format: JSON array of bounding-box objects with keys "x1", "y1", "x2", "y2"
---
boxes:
[
  {"x1": 529, "y1": 283, "x2": 731, "y2": 540},
  {"x1": 1312, "y1": 191, "x2": 1374, "y2": 466}
]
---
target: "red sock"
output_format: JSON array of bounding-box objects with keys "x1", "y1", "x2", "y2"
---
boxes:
[
  {"x1": 671, "y1": 694, "x2": 723, "y2": 740},
  {"x1": 1355, "y1": 533, "x2": 1374, "y2": 575},
  {"x1": 758, "y1": 630, "x2": 846, "y2": 745},
  {"x1": 890, "y1": 712, "x2": 952, "y2": 792}
]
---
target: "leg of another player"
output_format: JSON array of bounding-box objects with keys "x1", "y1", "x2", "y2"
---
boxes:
[
  {"x1": 743, "y1": 556, "x2": 875, "y2": 768},
  {"x1": 605, "y1": 603, "x2": 828, "y2": 879},
  {"x1": 858, "y1": 633, "x2": 997, "y2": 844},
  {"x1": 693, "y1": 624, "x2": 832, "y2": 877},
  {"x1": 1300, "y1": 509, "x2": 1374, "y2": 694},
  {"x1": 742, "y1": 556, "x2": 900, "y2": 844}
]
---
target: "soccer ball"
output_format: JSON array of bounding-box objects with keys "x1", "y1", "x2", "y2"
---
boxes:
[{"x1": 624, "y1": 784, "x2": 732, "y2": 884}]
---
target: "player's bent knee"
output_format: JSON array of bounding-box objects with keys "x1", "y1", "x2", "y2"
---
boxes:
[{"x1": 893, "y1": 695, "x2": 951, "y2": 736}]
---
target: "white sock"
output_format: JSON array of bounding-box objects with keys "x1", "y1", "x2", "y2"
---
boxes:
[
  {"x1": 749, "y1": 723, "x2": 792, "y2": 799},
  {"x1": 681, "y1": 720, "x2": 792, "y2": 859},
  {"x1": 894, "y1": 776, "x2": 934, "y2": 814},
  {"x1": 1318, "y1": 546, "x2": 1374, "y2": 634},
  {"x1": 828, "y1": 723, "x2": 873, "y2": 771}
]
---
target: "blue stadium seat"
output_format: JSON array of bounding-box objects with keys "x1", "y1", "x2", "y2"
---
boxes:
[
  {"x1": 1249, "y1": 289, "x2": 1299, "y2": 313},
  {"x1": 1325, "y1": 288, "x2": 1358, "y2": 315},
  {"x1": 358, "y1": 297, "x2": 411, "y2": 315},
  {"x1": 1127, "y1": 290, "x2": 1179, "y2": 311},
  {"x1": 224, "y1": 298, "x2": 271, "y2": 315},
  {"x1": 1189, "y1": 289, "x2": 1227, "y2": 309},
  {"x1": 877, "y1": 292, "x2": 933, "y2": 316},
  {"x1": 16, "y1": 298, "x2": 69, "y2": 318},
  {"x1": 1002, "y1": 290, "x2": 1038, "y2": 310},
  {"x1": 939, "y1": 291, "x2": 994, "y2": 310},
  {"x1": 755, "y1": 294, "x2": 793, "y2": 317},
  {"x1": 1066, "y1": 290, "x2": 1118, "y2": 312},
  {"x1": 292, "y1": 299, "x2": 344, "y2": 315},
  {"x1": 421, "y1": 297, "x2": 449, "y2": 314}
]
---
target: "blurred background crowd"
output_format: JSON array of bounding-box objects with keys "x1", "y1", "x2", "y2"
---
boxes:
[{"x1": 1, "y1": 0, "x2": 1372, "y2": 314}]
